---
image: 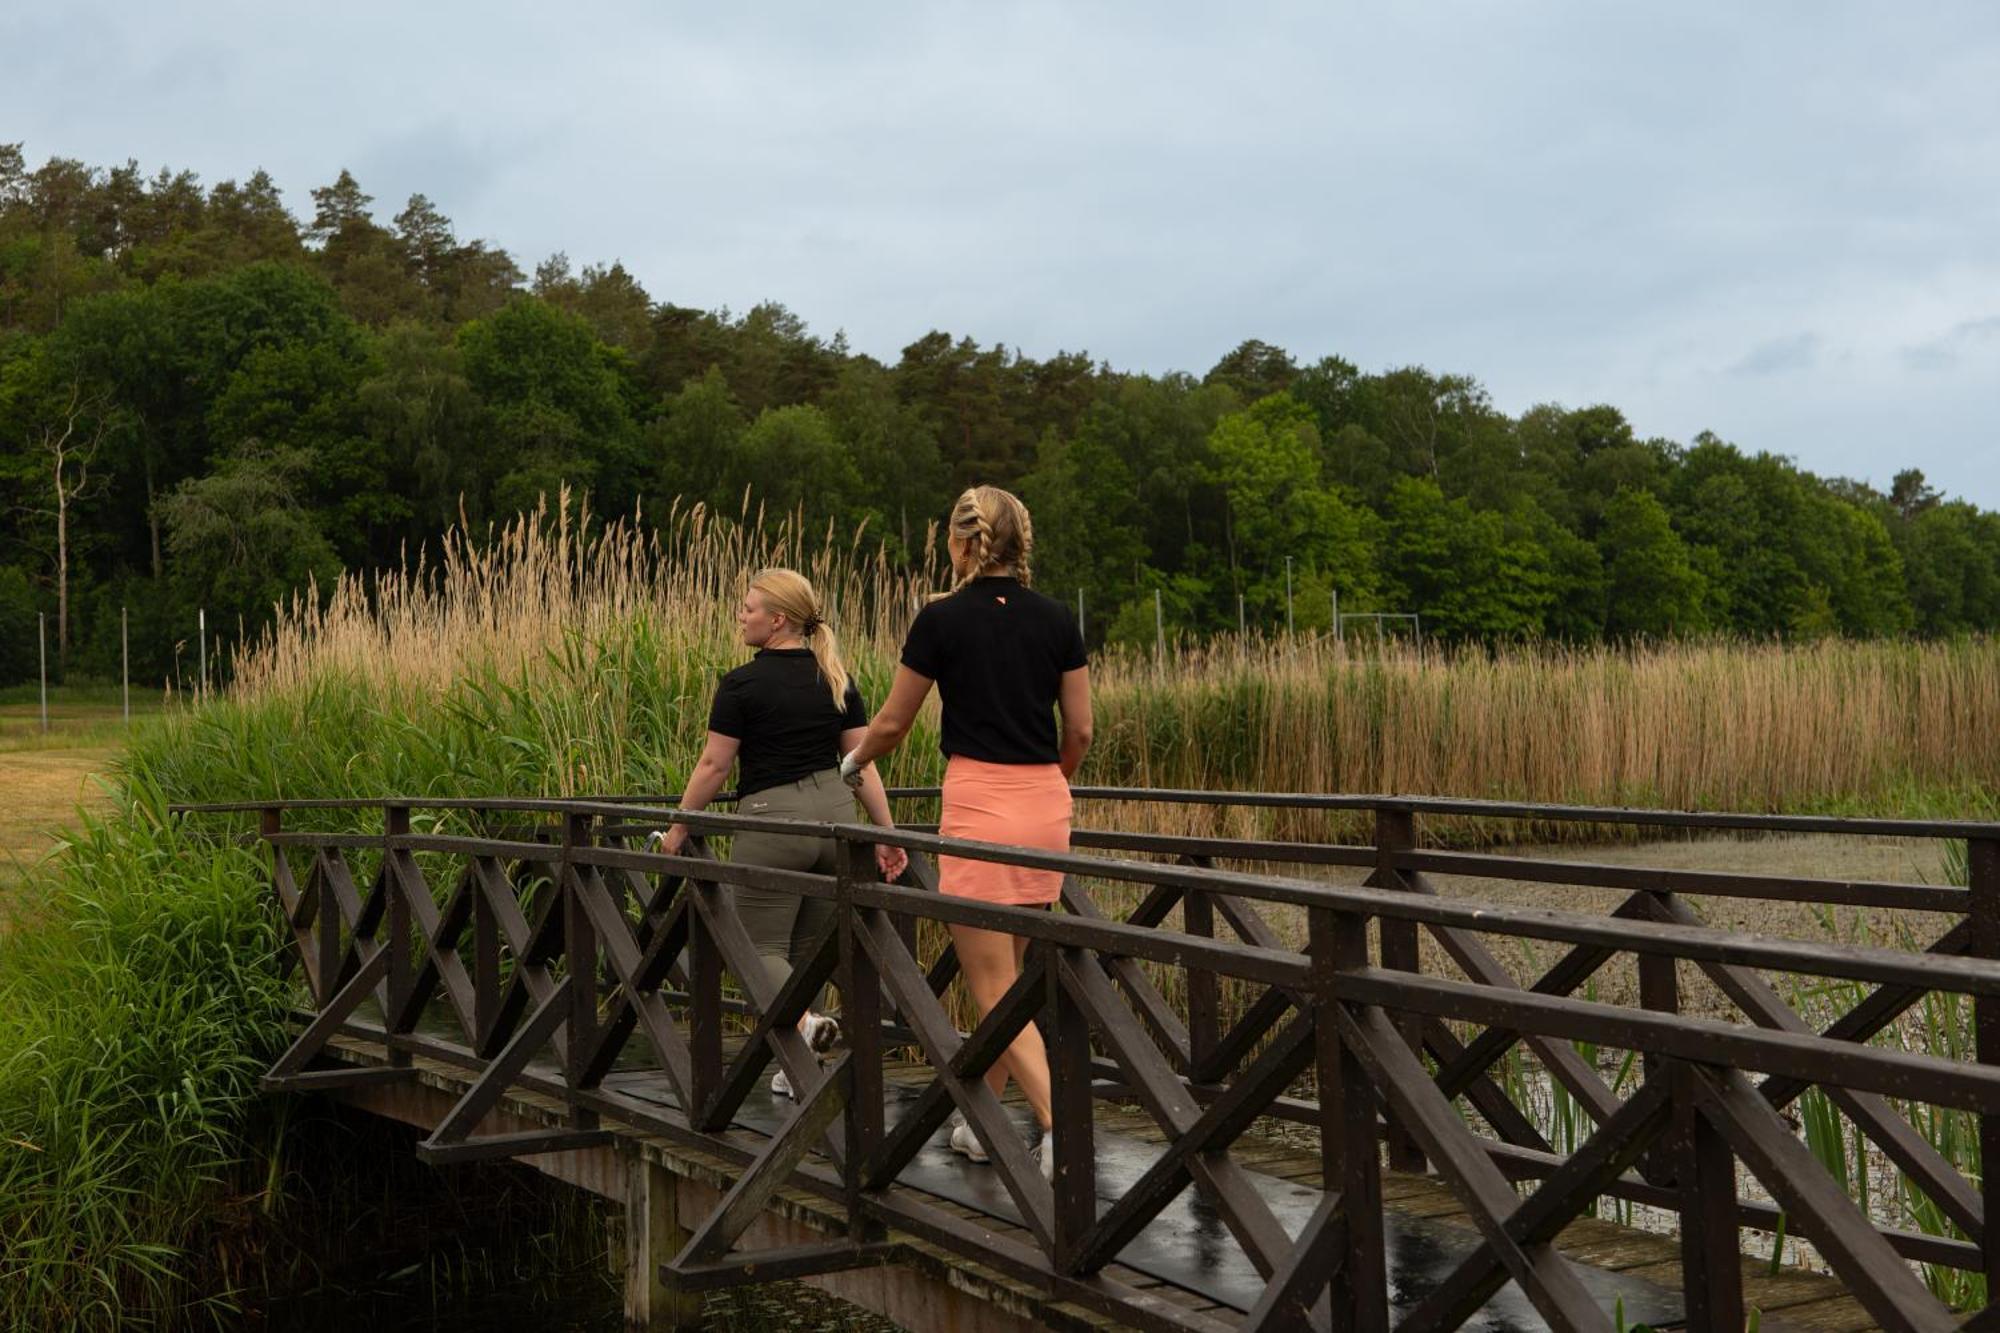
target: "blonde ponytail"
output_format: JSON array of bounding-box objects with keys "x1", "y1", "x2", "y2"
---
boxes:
[{"x1": 747, "y1": 567, "x2": 850, "y2": 709}]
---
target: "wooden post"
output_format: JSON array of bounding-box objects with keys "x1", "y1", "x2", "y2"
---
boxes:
[
  {"x1": 1050, "y1": 948, "x2": 1097, "y2": 1272},
  {"x1": 837, "y1": 837, "x2": 885, "y2": 1240},
  {"x1": 624, "y1": 1154, "x2": 705, "y2": 1331},
  {"x1": 1638, "y1": 894, "x2": 1681, "y2": 1188},
  {"x1": 564, "y1": 811, "x2": 599, "y2": 1128},
  {"x1": 1971, "y1": 837, "x2": 2000, "y2": 1295},
  {"x1": 1183, "y1": 886, "x2": 1219, "y2": 1080},
  {"x1": 1373, "y1": 808, "x2": 1425, "y2": 1173},
  {"x1": 1313, "y1": 905, "x2": 1388, "y2": 1331},
  {"x1": 384, "y1": 803, "x2": 413, "y2": 1067},
  {"x1": 688, "y1": 876, "x2": 723, "y2": 1120},
  {"x1": 1675, "y1": 1064, "x2": 1744, "y2": 1330},
  {"x1": 474, "y1": 858, "x2": 501, "y2": 1054}
]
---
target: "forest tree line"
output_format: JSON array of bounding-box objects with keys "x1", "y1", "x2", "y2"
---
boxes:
[{"x1": 2, "y1": 144, "x2": 1996, "y2": 686}]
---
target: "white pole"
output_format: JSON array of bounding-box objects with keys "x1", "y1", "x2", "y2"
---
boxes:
[
  {"x1": 1238, "y1": 593, "x2": 1245, "y2": 637},
  {"x1": 121, "y1": 606, "x2": 129, "y2": 723},
  {"x1": 1077, "y1": 588, "x2": 1085, "y2": 639},
  {"x1": 38, "y1": 612, "x2": 48, "y2": 734},
  {"x1": 1154, "y1": 588, "x2": 1165, "y2": 662},
  {"x1": 198, "y1": 608, "x2": 207, "y2": 701},
  {"x1": 1285, "y1": 557, "x2": 1294, "y2": 635}
]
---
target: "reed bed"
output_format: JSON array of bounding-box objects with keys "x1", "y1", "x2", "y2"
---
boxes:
[{"x1": 8, "y1": 496, "x2": 2000, "y2": 1326}]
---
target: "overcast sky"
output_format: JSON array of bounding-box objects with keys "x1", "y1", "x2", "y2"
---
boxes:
[{"x1": 7, "y1": 2, "x2": 1998, "y2": 506}]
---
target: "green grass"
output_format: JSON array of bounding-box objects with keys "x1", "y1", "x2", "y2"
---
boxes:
[{"x1": 4, "y1": 506, "x2": 1997, "y2": 1326}]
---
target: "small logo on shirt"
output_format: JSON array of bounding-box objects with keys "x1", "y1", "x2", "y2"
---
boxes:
[{"x1": 996, "y1": 596, "x2": 1008, "y2": 605}]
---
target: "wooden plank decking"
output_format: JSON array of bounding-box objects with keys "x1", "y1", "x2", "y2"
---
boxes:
[{"x1": 310, "y1": 1026, "x2": 1879, "y2": 1331}]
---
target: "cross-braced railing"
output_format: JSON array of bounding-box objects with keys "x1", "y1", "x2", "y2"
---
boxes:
[{"x1": 187, "y1": 790, "x2": 2000, "y2": 1332}]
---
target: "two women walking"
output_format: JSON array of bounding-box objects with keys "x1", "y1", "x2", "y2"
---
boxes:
[{"x1": 659, "y1": 485, "x2": 1091, "y2": 1176}]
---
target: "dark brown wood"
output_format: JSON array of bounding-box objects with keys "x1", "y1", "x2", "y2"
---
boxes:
[
  {"x1": 1336, "y1": 966, "x2": 2000, "y2": 1112},
  {"x1": 1420, "y1": 1017, "x2": 1552, "y2": 1154},
  {"x1": 856, "y1": 909, "x2": 1056, "y2": 1252},
  {"x1": 835, "y1": 839, "x2": 883, "y2": 1242},
  {"x1": 1429, "y1": 894, "x2": 1643, "y2": 1102},
  {"x1": 1690, "y1": 1063, "x2": 1958, "y2": 1333},
  {"x1": 265, "y1": 942, "x2": 391, "y2": 1080},
  {"x1": 1371, "y1": 808, "x2": 1426, "y2": 1174},
  {"x1": 1675, "y1": 1066, "x2": 1744, "y2": 1333},
  {"x1": 1240, "y1": 1190, "x2": 1340, "y2": 1333},
  {"x1": 696, "y1": 920, "x2": 840, "y2": 1130},
  {"x1": 1312, "y1": 906, "x2": 1388, "y2": 1333},
  {"x1": 473, "y1": 857, "x2": 502, "y2": 1051},
  {"x1": 1050, "y1": 947, "x2": 1099, "y2": 1274},
  {"x1": 1062, "y1": 878, "x2": 1193, "y2": 1072},
  {"x1": 1755, "y1": 916, "x2": 1971, "y2": 1107},
  {"x1": 1396, "y1": 1076, "x2": 1675, "y2": 1333},
  {"x1": 314, "y1": 849, "x2": 342, "y2": 1009},
  {"x1": 420, "y1": 976, "x2": 576, "y2": 1151},
  {"x1": 231, "y1": 789, "x2": 2000, "y2": 1331},
  {"x1": 573, "y1": 867, "x2": 697, "y2": 1106},
  {"x1": 1636, "y1": 891, "x2": 1681, "y2": 1189},
  {"x1": 1180, "y1": 883, "x2": 1219, "y2": 1077},
  {"x1": 1648, "y1": 891, "x2": 1985, "y2": 1237},
  {"x1": 1334, "y1": 1003, "x2": 1607, "y2": 1332},
  {"x1": 863, "y1": 943, "x2": 1051, "y2": 1192},
  {"x1": 1065, "y1": 976, "x2": 1314, "y2": 1276},
  {"x1": 1393, "y1": 846, "x2": 1969, "y2": 914},
  {"x1": 261, "y1": 1064, "x2": 415, "y2": 1093},
  {"x1": 415, "y1": 1126, "x2": 614, "y2": 1166},
  {"x1": 674, "y1": 1053, "x2": 853, "y2": 1266},
  {"x1": 665, "y1": 1239, "x2": 904, "y2": 1291},
  {"x1": 1973, "y1": 835, "x2": 2000, "y2": 1295},
  {"x1": 1057, "y1": 950, "x2": 1297, "y2": 1279}
]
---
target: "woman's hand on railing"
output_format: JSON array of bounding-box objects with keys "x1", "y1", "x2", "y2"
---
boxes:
[
  {"x1": 648, "y1": 823, "x2": 690, "y2": 857},
  {"x1": 875, "y1": 843, "x2": 908, "y2": 882}
]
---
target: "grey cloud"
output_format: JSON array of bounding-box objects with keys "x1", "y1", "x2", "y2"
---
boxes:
[
  {"x1": 1729, "y1": 333, "x2": 1821, "y2": 377},
  {"x1": 1904, "y1": 316, "x2": 2000, "y2": 371}
]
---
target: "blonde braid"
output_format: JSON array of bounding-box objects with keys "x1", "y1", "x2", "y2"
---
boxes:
[{"x1": 936, "y1": 486, "x2": 1034, "y2": 598}]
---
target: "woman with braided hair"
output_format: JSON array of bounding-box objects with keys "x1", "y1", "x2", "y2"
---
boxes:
[
  {"x1": 653, "y1": 567, "x2": 907, "y2": 1099},
  {"x1": 839, "y1": 486, "x2": 1094, "y2": 1179}
]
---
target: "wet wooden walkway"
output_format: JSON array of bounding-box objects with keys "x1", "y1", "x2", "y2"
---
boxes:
[
  {"x1": 194, "y1": 791, "x2": 2000, "y2": 1331},
  {"x1": 310, "y1": 1022, "x2": 1880, "y2": 1331}
]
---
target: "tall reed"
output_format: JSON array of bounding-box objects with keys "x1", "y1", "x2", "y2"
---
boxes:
[{"x1": 8, "y1": 496, "x2": 1999, "y2": 1326}]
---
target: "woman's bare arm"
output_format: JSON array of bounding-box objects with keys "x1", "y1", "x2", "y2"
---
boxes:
[
  {"x1": 657, "y1": 731, "x2": 741, "y2": 852},
  {"x1": 841, "y1": 724, "x2": 897, "y2": 827},
  {"x1": 843, "y1": 667, "x2": 934, "y2": 770},
  {"x1": 1057, "y1": 666, "x2": 1093, "y2": 779}
]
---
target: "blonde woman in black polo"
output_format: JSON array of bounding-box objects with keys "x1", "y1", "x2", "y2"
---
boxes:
[
  {"x1": 654, "y1": 568, "x2": 906, "y2": 1097},
  {"x1": 840, "y1": 485, "x2": 1092, "y2": 1179}
]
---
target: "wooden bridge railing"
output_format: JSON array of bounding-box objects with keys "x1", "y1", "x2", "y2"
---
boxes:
[{"x1": 180, "y1": 790, "x2": 2000, "y2": 1332}]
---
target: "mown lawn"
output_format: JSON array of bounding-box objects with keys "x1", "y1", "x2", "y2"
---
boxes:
[{"x1": 0, "y1": 689, "x2": 158, "y2": 907}]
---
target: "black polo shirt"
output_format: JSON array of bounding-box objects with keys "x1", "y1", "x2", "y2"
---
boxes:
[
  {"x1": 708, "y1": 649, "x2": 869, "y2": 797},
  {"x1": 900, "y1": 576, "x2": 1087, "y2": 765}
]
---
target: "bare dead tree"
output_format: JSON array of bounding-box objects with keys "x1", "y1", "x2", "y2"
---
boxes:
[{"x1": 25, "y1": 380, "x2": 111, "y2": 668}]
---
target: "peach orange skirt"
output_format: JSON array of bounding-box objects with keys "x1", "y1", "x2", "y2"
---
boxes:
[{"x1": 937, "y1": 756, "x2": 1072, "y2": 905}]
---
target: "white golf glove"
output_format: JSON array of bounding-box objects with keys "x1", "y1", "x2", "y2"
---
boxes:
[{"x1": 838, "y1": 749, "x2": 865, "y2": 789}]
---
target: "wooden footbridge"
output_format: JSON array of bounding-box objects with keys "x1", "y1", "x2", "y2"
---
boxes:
[{"x1": 178, "y1": 788, "x2": 2000, "y2": 1331}]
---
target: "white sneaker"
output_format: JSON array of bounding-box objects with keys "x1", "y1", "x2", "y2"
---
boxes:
[
  {"x1": 948, "y1": 1111, "x2": 989, "y2": 1163},
  {"x1": 801, "y1": 1012, "x2": 841, "y2": 1053},
  {"x1": 770, "y1": 1067, "x2": 793, "y2": 1099},
  {"x1": 1037, "y1": 1132, "x2": 1055, "y2": 1181}
]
